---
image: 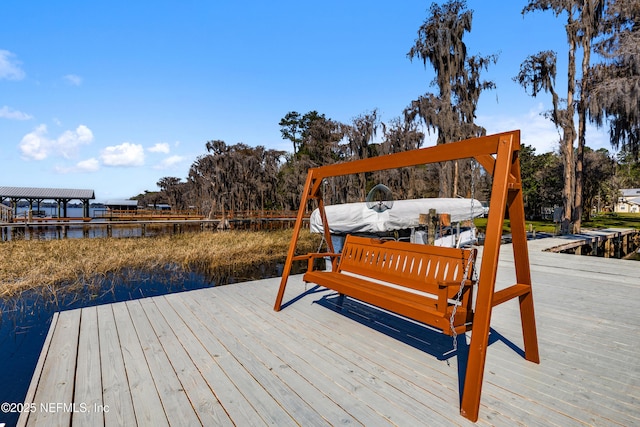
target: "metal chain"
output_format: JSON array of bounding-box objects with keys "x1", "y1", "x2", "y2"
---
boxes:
[
  {"x1": 317, "y1": 232, "x2": 326, "y2": 253},
  {"x1": 449, "y1": 159, "x2": 478, "y2": 353},
  {"x1": 449, "y1": 252, "x2": 475, "y2": 352}
]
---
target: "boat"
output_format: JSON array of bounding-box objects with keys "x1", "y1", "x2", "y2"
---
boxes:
[{"x1": 309, "y1": 197, "x2": 485, "y2": 254}]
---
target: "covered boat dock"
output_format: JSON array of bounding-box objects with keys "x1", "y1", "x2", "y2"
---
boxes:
[{"x1": 0, "y1": 186, "x2": 95, "y2": 221}]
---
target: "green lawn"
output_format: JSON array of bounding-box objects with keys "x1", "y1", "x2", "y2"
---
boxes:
[{"x1": 474, "y1": 213, "x2": 640, "y2": 234}]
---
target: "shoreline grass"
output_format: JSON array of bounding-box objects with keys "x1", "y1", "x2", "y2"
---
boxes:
[
  {"x1": 3, "y1": 214, "x2": 637, "y2": 302},
  {"x1": 0, "y1": 229, "x2": 321, "y2": 301},
  {"x1": 474, "y1": 212, "x2": 640, "y2": 234}
]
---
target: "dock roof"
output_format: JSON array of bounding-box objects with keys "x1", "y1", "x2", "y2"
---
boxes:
[{"x1": 0, "y1": 186, "x2": 95, "y2": 200}]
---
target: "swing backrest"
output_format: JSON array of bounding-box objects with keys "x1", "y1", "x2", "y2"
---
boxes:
[{"x1": 337, "y1": 235, "x2": 476, "y2": 298}]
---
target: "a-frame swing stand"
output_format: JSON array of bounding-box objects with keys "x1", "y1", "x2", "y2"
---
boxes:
[{"x1": 273, "y1": 130, "x2": 539, "y2": 422}]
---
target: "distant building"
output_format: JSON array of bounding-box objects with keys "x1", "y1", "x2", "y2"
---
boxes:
[
  {"x1": 148, "y1": 203, "x2": 171, "y2": 211},
  {"x1": 615, "y1": 189, "x2": 640, "y2": 213},
  {"x1": 104, "y1": 199, "x2": 139, "y2": 211}
]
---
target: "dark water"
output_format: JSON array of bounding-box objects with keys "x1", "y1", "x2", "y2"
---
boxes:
[
  {"x1": 2, "y1": 220, "x2": 210, "y2": 241},
  {"x1": 0, "y1": 263, "x2": 286, "y2": 427}
]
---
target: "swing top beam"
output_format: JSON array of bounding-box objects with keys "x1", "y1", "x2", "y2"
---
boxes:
[
  {"x1": 302, "y1": 131, "x2": 508, "y2": 197},
  {"x1": 273, "y1": 130, "x2": 539, "y2": 422}
]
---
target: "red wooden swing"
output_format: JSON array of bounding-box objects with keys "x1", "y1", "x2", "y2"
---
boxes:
[{"x1": 273, "y1": 130, "x2": 540, "y2": 422}]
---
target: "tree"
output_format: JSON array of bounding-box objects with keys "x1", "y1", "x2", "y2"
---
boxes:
[
  {"x1": 374, "y1": 116, "x2": 433, "y2": 199},
  {"x1": 574, "y1": 1, "x2": 606, "y2": 231},
  {"x1": 279, "y1": 111, "x2": 304, "y2": 155},
  {"x1": 345, "y1": 110, "x2": 380, "y2": 200},
  {"x1": 582, "y1": 147, "x2": 615, "y2": 219},
  {"x1": 519, "y1": 5, "x2": 575, "y2": 232},
  {"x1": 518, "y1": 145, "x2": 564, "y2": 218},
  {"x1": 587, "y1": 0, "x2": 640, "y2": 158},
  {"x1": 407, "y1": 0, "x2": 496, "y2": 197},
  {"x1": 519, "y1": 145, "x2": 544, "y2": 216},
  {"x1": 277, "y1": 112, "x2": 345, "y2": 209},
  {"x1": 188, "y1": 140, "x2": 285, "y2": 216},
  {"x1": 157, "y1": 176, "x2": 186, "y2": 211},
  {"x1": 518, "y1": 0, "x2": 605, "y2": 232},
  {"x1": 279, "y1": 110, "x2": 325, "y2": 156},
  {"x1": 616, "y1": 149, "x2": 640, "y2": 188}
]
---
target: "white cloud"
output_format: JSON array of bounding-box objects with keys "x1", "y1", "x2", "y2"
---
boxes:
[
  {"x1": 478, "y1": 104, "x2": 562, "y2": 154},
  {"x1": 63, "y1": 74, "x2": 82, "y2": 86},
  {"x1": 19, "y1": 125, "x2": 49, "y2": 160},
  {"x1": 57, "y1": 125, "x2": 94, "y2": 158},
  {"x1": 154, "y1": 155, "x2": 185, "y2": 169},
  {"x1": 0, "y1": 50, "x2": 25, "y2": 80},
  {"x1": 0, "y1": 105, "x2": 32, "y2": 120},
  {"x1": 19, "y1": 124, "x2": 94, "y2": 160},
  {"x1": 478, "y1": 103, "x2": 612, "y2": 154},
  {"x1": 76, "y1": 157, "x2": 100, "y2": 172},
  {"x1": 54, "y1": 157, "x2": 100, "y2": 174},
  {"x1": 148, "y1": 142, "x2": 170, "y2": 154},
  {"x1": 101, "y1": 142, "x2": 145, "y2": 167}
]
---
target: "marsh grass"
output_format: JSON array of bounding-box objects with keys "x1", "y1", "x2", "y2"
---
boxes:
[
  {"x1": 0, "y1": 229, "x2": 320, "y2": 301},
  {"x1": 474, "y1": 212, "x2": 640, "y2": 234}
]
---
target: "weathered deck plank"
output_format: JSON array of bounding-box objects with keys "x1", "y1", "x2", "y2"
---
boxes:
[
  {"x1": 96, "y1": 304, "x2": 135, "y2": 426},
  {"x1": 217, "y1": 285, "x2": 463, "y2": 425},
  {"x1": 26, "y1": 308, "x2": 80, "y2": 426},
  {"x1": 16, "y1": 312, "x2": 58, "y2": 427},
  {"x1": 182, "y1": 289, "x2": 393, "y2": 426},
  {"x1": 111, "y1": 302, "x2": 169, "y2": 426},
  {"x1": 177, "y1": 293, "x2": 334, "y2": 426},
  {"x1": 125, "y1": 299, "x2": 202, "y2": 426},
  {"x1": 150, "y1": 295, "x2": 284, "y2": 426},
  {"x1": 18, "y1": 237, "x2": 640, "y2": 426},
  {"x1": 142, "y1": 297, "x2": 234, "y2": 426},
  {"x1": 72, "y1": 306, "x2": 103, "y2": 427}
]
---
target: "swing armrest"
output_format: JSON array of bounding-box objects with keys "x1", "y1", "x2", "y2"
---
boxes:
[
  {"x1": 293, "y1": 253, "x2": 341, "y2": 272},
  {"x1": 437, "y1": 280, "x2": 475, "y2": 312},
  {"x1": 438, "y1": 280, "x2": 475, "y2": 288}
]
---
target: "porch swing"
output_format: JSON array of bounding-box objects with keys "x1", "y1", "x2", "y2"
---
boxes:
[{"x1": 273, "y1": 130, "x2": 540, "y2": 422}]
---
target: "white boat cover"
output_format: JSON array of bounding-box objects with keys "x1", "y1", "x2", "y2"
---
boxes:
[{"x1": 310, "y1": 198, "x2": 484, "y2": 234}]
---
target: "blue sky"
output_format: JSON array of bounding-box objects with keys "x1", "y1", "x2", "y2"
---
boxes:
[{"x1": 1, "y1": 0, "x2": 610, "y2": 201}]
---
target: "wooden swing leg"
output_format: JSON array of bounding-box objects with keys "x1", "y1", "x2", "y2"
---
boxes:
[
  {"x1": 460, "y1": 134, "x2": 539, "y2": 421},
  {"x1": 274, "y1": 172, "x2": 315, "y2": 311},
  {"x1": 460, "y1": 136, "x2": 513, "y2": 421},
  {"x1": 507, "y1": 173, "x2": 540, "y2": 363}
]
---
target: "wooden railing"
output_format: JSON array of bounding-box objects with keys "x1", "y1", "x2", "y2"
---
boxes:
[
  {"x1": 95, "y1": 209, "x2": 205, "y2": 220},
  {"x1": 90, "y1": 208, "x2": 310, "y2": 223},
  {"x1": 210, "y1": 210, "x2": 304, "y2": 220},
  {"x1": 0, "y1": 204, "x2": 12, "y2": 223}
]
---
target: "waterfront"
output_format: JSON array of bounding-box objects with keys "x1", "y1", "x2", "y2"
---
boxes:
[
  {"x1": 0, "y1": 228, "x2": 319, "y2": 426},
  {"x1": 0, "y1": 225, "x2": 637, "y2": 425},
  {"x1": 0, "y1": 258, "x2": 311, "y2": 426},
  {"x1": 0, "y1": 269, "x2": 213, "y2": 427},
  {"x1": 17, "y1": 238, "x2": 640, "y2": 426}
]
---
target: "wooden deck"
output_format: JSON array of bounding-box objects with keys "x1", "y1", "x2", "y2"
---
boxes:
[{"x1": 19, "y1": 237, "x2": 640, "y2": 426}]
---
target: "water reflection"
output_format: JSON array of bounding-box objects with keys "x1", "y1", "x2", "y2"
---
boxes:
[
  {"x1": 0, "y1": 262, "x2": 289, "y2": 426},
  {"x1": 2, "y1": 221, "x2": 214, "y2": 241}
]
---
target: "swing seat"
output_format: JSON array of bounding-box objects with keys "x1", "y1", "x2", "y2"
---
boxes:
[{"x1": 303, "y1": 235, "x2": 477, "y2": 335}]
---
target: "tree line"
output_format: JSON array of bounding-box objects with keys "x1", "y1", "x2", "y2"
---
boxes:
[
  {"x1": 136, "y1": 0, "x2": 638, "y2": 230},
  {"x1": 520, "y1": 144, "x2": 639, "y2": 220}
]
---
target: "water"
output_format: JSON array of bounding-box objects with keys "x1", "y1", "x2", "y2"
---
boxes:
[
  {"x1": 0, "y1": 257, "x2": 294, "y2": 426},
  {"x1": 14, "y1": 206, "x2": 102, "y2": 219},
  {"x1": 3, "y1": 221, "x2": 206, "y2": 241},
  {"x1": 0, "y1": 269, "x2": 213, "y2": 427}
]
